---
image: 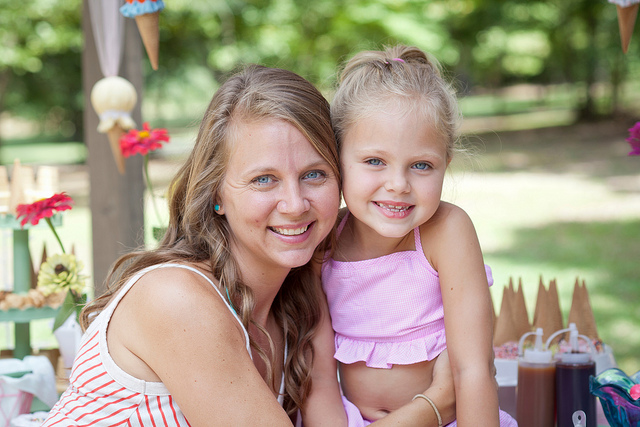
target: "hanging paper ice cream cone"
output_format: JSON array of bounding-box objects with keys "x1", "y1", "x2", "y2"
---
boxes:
[
  {"x1": 494, "y1": 286, "x2": 520, "y2": 346},
  {"x1": 107, "y1": 125, "x2": 126, "y2": 174},
  {"x1": 513, "y1": 281, "x2": 531, "y2": 339},
  {"x1": 617, "y1": 4, "x2": 639, "y2": 54},
  {"x1": 135, "y1": 11, "x2": 160, "y2": 70}
]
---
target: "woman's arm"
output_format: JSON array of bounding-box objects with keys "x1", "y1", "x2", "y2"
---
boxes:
[
  {"x1": 109, "y1": 267, "x2": 294, "y2": 426},
  {"x1": 427, "y1": 203, "x2": 499, "y2": 426}
]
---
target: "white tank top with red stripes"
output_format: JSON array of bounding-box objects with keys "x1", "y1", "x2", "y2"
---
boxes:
[{"x1": 42, "y1": 263, "x2": 285, "y2": 426}]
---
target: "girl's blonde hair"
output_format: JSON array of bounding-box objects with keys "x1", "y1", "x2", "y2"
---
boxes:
[
  {"x1": 81, "y1": 65, "x2": 341, "y2": 415},
  {"x1": 331, "y1": 44, "x2": 461, "y2": 160}
]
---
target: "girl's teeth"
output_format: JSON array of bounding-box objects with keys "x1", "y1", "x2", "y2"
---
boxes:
[
  {"x1": 272, "y1": 225, "x2": 308, "y2": 236},
  {"x1": 377, "y1": 203, "x2": 409, "y2": 212}
]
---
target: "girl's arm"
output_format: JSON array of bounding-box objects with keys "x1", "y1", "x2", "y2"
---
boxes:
[
  {"x1": 302, "y1": 283, "x2": 456, "y2": 427},
  {"x1": 426, "y1": 202, "x2": 499, "y2": 426},
  {"x1": 110, "y1": 267, "x2": 294, "y2": 426}
]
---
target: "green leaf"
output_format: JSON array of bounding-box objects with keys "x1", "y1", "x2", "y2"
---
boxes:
[{"x1": 52, "y1": 290, "x2": 77, "y2": 331}]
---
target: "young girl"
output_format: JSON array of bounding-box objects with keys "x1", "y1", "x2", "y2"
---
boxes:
[{"x1": 309, "y1": 46, "x2": 518, "y2": 426}]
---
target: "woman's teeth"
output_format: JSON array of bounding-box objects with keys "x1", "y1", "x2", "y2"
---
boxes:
[{"x1": 271, "y1": 225, "x2": 309, "y2": 236}]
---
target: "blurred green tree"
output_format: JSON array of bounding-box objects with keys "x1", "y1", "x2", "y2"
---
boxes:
[
  {"x1": 0, "y1": 0, "x2": 83, "y2": 142},
  {"x1": 1, "y1": 0, "x2": 638, "y2": 145}
]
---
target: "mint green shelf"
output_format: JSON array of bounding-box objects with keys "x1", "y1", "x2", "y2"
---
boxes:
[
  {"x1": 1, "y1": 214, "x2": 62, "y2": 358},
  {"x1": 0, "y1": 306, "x2": 60, "y2": 323}
]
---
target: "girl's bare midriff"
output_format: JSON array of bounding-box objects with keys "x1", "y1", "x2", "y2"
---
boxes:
[{"x1": 338, "y1": 358, "x2": 437, "y2": 422}]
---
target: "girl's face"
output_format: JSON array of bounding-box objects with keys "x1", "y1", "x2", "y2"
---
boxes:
[
  {"x1": 340, "y1": 106, "x2": 450, "y2": 239},
  {"x1": 218, "y1": 119, "x2": 340, "y2": 278}
]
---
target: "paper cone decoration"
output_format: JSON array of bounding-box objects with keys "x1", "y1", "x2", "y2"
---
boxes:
[
  {"x1": 532, "y1": 277, "x2": 546, "y2": 327},
  {"x1": 568, "y1": 279, "x2": 599, "y2": 340},
  {"x1": 547, "y1": 279, "x2": 564, "y2": 338},
  {"x1": 513, "y1": 280, "x2": 531, "y2": 339},
  {"x1": 617, "y1": 3, "x2": 639, "y2": 53},
  {"x1": 135, "y1": 12, "x2": 159, "y2": 70},
  {"x1": 107, "y1": 125, "x2": 126, "y2": 174},
  {"x1": 494, "y1": 286, "x2": 520, "y2": 346},
  {"x1": 120, "y1": 0, "x2": 164, "y2": 70},
  {"x1": 90, "y1": 76, "x2": 138, "y2": 175}
]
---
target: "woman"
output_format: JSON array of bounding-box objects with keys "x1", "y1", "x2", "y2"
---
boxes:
[{"x1": 43, "y1": 65, "x2": 454, "y2": 426}]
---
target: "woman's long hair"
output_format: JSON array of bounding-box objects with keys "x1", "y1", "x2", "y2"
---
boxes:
[{"x1": 80, "y1": 65, "x2": 341, "y2": 414}]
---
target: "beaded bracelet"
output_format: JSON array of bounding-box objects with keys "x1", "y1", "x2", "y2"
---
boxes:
[{"x1": 412, "y1": 394, "x2": 443, "y2": 427}]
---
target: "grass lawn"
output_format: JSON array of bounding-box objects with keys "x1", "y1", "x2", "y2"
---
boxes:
[{"x1": 1, "y1": 112, "x2": 639, "y2": 376}]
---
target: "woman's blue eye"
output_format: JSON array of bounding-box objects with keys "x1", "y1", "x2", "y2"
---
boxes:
[
  {"x1": 366, "y1": 158, "x2": 382, "y2": 166},
  {"x1": 254, "y1": 176, "x2": 273, "y2": 184},
  {"x1": 413, "y1": 162, "x2": 430, "y2": 170},
  {"x1": 304, "y1": 170, "x2": 325, "y2": 180}
]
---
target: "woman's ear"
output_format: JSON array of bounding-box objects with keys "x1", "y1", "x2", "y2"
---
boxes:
[{"x1": 214, "y1": 202, "x2": 225, "y2": 215}]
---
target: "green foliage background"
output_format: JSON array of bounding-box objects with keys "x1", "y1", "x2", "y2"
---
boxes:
[{"x1": 1, "y1": 0, "x2": 639, "y2": 143}]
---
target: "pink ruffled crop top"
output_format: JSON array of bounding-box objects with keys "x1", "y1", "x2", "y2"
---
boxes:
[{"x1": 322, "y1": 212, "x2": 493, "y2": 369}]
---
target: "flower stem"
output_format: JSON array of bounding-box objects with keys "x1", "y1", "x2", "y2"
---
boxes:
[
  {"x1": 45, "y1": 217, "x2": 66, "y2": 254},
  {"x1": 143, "y1": 155, "x2": 164, "y2": 226}
]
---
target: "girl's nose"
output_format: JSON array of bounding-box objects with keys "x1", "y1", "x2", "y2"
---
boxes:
[{"x1": 384, "y1": 170, "x2": 411, "y2": 193}]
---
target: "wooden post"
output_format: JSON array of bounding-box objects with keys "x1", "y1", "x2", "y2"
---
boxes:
[{"x1": 82, "y1": 0, "x2": 145, "y2": 297}]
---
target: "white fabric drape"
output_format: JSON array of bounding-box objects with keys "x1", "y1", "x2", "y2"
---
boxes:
[{"x1": 87, "y1": 0, "x2": 125, "y2": 77}]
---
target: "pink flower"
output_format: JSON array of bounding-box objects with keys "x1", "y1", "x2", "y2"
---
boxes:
[
  {"x1": 627, "y1": 121, "x2": 640, "y2": 156},
  {"x1": 631, "y1": 384, "x2": 640, "y2": 400},
  {"x1": 120, "y1": 122, "x2": 170, "y2": 158},
  {"x1": 15, "y1": 193, "x2": 74, "y2": 227}
]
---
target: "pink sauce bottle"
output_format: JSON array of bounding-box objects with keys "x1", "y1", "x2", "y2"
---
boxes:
[{"x1": 516, "y1": 328, "x2": 556, "y2": 427}]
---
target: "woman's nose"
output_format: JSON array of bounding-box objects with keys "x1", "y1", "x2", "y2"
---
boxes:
[
  {"x1": 277, "y1": 182, "x2": 311, "y2": 215},
  {"x1": 384, "y1": 170, "x2": 411, "y2": 193}
]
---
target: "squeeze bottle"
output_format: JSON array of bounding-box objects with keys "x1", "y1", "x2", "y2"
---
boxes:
[
  {"x1": 516, "y1": 328, "x2": 555, "y2": 427},
  {"x1": 547, "y1": 324, "x2": 597, "y2": 427}
]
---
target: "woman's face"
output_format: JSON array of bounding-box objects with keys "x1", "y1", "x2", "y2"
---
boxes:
[{"x1": 218, "y1": 118, "x2": 340, "y2": 278}]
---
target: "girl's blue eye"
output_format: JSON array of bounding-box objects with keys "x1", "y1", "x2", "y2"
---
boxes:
[
  {"x1": 366, "y1": 158, "x2": 382, "y2": 166},
  {"x1": 413, "y1": 162, "x2": 430, "y2": 170}
]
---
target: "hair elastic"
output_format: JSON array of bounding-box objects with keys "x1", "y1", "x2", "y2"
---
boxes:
[{"x1": 392, "y1": 58, "x2": 405, "y2": 63}]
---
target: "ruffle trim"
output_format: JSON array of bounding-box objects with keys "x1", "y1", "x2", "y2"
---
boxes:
[
  {"x1": 120, "y1": 0, "x2": 165, "y2": 18},
  {"x1": 334, "y1": 331, "x2": 446, "y2": 369}
]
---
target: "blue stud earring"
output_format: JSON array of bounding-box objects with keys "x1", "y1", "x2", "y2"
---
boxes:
[{"x1": 214, "y1": 204, "x2": 221, "y2": 212}]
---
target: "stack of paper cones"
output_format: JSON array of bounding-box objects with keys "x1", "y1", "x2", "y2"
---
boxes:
[
  {"x1": 617, "y1": 3, "x2": 639, "y2": 54},
  {"x1": 135, "y1": 11, "x2": 160, "y2": 70},
  {"x1": 533, "y1": 278, "x2": 564, "y2": 342},
  {"x1": 567, "y1": 278, "x2": 599, "y2": 340},
  {"x1": 494, "y1": 285, "x2": 519, "y2": 346},
  {"x1": 107, "y1": 124, "x2": 126, "y2": 175},
  {"x1": 513, "y1": 279, "x2": 531, "y2": 340}
]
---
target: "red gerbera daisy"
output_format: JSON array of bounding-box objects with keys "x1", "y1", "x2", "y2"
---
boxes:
[
  {"x1": 120, "y1": 122, "x2": 170, "y2": 158},
  {"x1": 15, "y1": 192, "x2": 74, "y2": 227}
]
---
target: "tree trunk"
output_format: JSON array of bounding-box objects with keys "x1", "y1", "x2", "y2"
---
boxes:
[{"x1": 82, "y1": 0, "x2": 145, "y2": 297}]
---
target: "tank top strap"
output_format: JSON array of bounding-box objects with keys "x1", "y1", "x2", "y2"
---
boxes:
[
  {"x1": 413, "y1": 226, "x2": 422, "y2": 252},
  {"x1": 336, "y1": 211, "x2": 350, "y2": 237}
]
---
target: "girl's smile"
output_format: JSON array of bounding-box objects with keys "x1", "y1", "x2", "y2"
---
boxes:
[{"x1": 340, "y1": 104, "x2": 449, "y2": 240}]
